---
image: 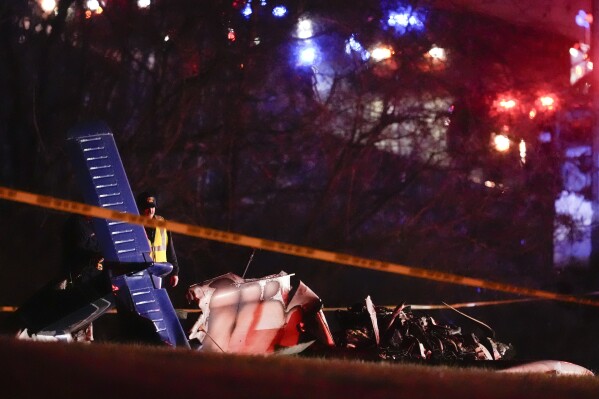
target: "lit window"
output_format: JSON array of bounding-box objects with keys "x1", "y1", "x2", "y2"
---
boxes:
[
  {"x1": 272, "y1": 6, "x2": 287, "y2": 17},
  {"x1": 370, "y1": 46, "x2": 392, "y2": 61},
  {"x1": 493, "y1": 134, "x2": 510, "y2": 152},
  {"x1": 297, "y1": 18, "x2": 313, "y2": 39},
  {"x1": 39, "y1": 0, "x2": 56, "y2": 13},
  {"x1": 386, "y1": 6, "x2": 426, "y2": 34},
  {"x1": 428, "y1": 46, "x2": 446, "y2": 61},
  {"x1": 86, "y1": 0, "x2": 100, "y2": 11},
  {"x1": 498, "y1": 99, "x2": 516, "y2": 109},
  {"x1": 538, "y1": 95, "x2": 556, "y2": 111},
  {"x1": 242, "y1": 3, "x2": 252, "y2": 18}
]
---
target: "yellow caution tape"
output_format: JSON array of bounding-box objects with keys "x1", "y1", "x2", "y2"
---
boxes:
[{"x1": 2, "y1": 185, "x2": 599, "y2": 307}]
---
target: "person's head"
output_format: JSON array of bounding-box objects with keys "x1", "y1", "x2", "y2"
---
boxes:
[{"x1": 136, "y1": 192, "x2": 157, "y2": 218}]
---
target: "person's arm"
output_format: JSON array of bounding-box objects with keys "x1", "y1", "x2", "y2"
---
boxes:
[{"x1": 167, "y1": 230, "x2": 179, "y2": 287}]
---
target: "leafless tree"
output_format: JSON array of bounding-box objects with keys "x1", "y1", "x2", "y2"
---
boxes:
[{"x1": 0, "y1": 0, "x2": 577, "y2": 306}]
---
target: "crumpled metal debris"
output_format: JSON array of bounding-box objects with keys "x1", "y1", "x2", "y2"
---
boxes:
[
  {"x1": 185, "y1": 279, "x2": 594, "y2": 374},
  {"x1": 186, "y1": 271, "x2": 335, "y2": 354},
  {"x1": 333, "y1": 297, "x2": 514, "y2": 362}
]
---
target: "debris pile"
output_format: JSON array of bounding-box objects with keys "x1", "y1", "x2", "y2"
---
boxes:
[{"x1": 332, "y1": 296, "x2": 514, "y2": 362}]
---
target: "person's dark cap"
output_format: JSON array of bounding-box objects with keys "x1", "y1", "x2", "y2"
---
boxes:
[{"x1": 136, "y1": 192, "x2": 157, "y2": 210}]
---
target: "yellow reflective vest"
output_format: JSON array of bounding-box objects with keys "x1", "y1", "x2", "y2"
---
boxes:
[{"x1": 149, "y1": 216, "x2": 168, "y2": 262}]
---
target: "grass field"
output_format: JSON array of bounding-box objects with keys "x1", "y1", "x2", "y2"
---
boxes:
[{"x1": 1, "y1": 336, "x2": 598, "y2": 399}]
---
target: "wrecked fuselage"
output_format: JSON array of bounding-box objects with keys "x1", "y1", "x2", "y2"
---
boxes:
[{"x1": 186, "y1": 272, "x2": 335, "y2": 354}]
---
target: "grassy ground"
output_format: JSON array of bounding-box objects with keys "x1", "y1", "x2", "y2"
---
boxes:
[{"x1": 0, "y1": 337, "x2": 598, "y2": 399}]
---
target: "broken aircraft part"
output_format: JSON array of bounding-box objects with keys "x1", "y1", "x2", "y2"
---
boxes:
[
  {"x1": 186, "y1": 271, "x2": 335, "y2": 354},
  {"x1": 332, "y1": 297, "x2": 514, "y2": 362}
]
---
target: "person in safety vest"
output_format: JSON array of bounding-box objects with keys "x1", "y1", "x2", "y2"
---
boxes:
[{"x1": 136, "y1": 191, "x2": 180, "y2": 288}]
